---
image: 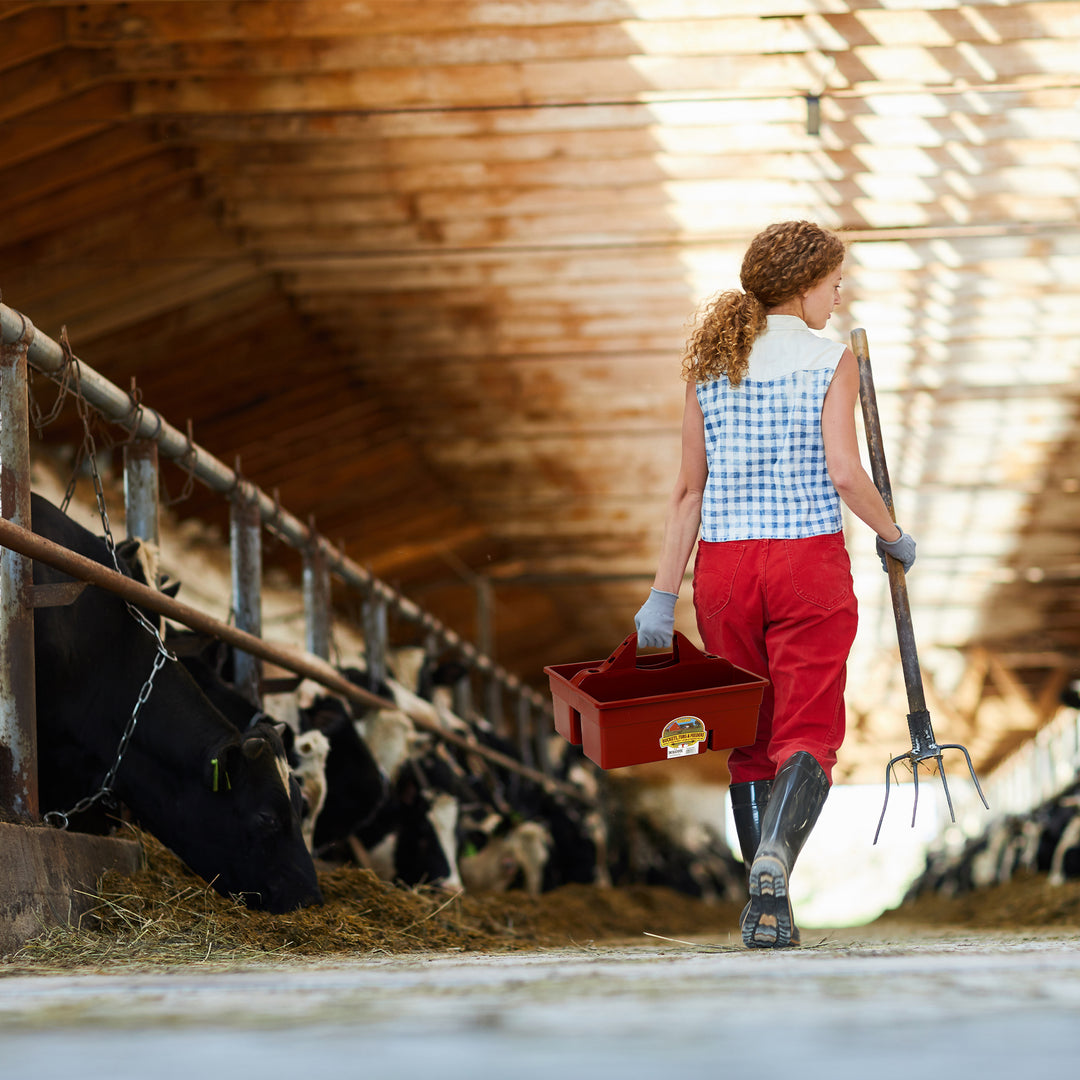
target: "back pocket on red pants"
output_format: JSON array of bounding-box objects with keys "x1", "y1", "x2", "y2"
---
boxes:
[
  {"x1": 694, "y1": 542, "x2": 748, "y2": 618},
  {"x1": 785, "y1": 535, "x2": 853, "y2": 610}
]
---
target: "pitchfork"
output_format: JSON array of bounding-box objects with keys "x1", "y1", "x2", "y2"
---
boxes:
[{"x1": 851, "y1": 328, "x2": 989, "y2": 844}]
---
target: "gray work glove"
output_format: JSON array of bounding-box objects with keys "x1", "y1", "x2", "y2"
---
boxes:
[
  {"x1": 634, "y1": 588, "x2": 679, "y2": 648},
  {"x1": 877, "y1": 527, "x2": 916, "y2": 574}
]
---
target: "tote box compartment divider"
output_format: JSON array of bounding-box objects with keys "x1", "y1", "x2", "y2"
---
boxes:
[{"x1": 544, "y1": 632, "x2": 768, "y2": 770}]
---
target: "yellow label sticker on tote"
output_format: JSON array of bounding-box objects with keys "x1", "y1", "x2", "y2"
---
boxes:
[{"x1": 660, "y1": 716, "x2": 707, "y2": 758}]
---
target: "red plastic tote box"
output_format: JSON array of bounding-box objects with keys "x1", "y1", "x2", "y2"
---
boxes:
[{"x1": 544, "y1": 632, "x2": 768, "y2": 770}]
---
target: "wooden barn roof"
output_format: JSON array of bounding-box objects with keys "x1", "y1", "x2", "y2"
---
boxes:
[{"x1": 3, "y1": 1, "x2": 1080, "y2": 786}]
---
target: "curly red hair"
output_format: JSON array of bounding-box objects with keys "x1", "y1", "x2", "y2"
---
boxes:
[{"x1": 683, "y1": 221, "x2": 846, "y2": 386}]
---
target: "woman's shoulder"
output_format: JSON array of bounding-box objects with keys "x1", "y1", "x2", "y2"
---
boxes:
[{"x1": 750, "y1": 326, "x2": 845, "y2": 377}]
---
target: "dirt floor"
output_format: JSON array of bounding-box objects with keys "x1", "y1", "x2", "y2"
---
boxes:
[{"x1": 5, "y1": 829, "x2": 1080, "y2": 974}]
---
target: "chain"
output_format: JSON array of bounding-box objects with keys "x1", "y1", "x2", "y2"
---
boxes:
[
  {"x1": 42, "y1": 645, "x2": 173, "y2": 830},
  {"x1": 161, "y1": 418, "x2": 198, "y2": 508},
  {"x1": 41, "y1": 328, "x2": 178, "y2": 830},
  {"x1": 28, "y1": 339, "x2": 76, "y2": 434}
]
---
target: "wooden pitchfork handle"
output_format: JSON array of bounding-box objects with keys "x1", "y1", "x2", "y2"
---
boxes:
[{"x1": 850, "y1": 328, "x2": 988, "y2": 843}]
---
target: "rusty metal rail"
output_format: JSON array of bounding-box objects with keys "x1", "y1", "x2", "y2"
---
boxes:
[
  {"x1": 0, "y1": 301, "x2": 548, "y2": 711},
  {"x1": 0, "y1": 513, "x2": 584, "y2": 802},
  {"x1": 1, "y1": 300, "x2": 579, "y2": 820}
]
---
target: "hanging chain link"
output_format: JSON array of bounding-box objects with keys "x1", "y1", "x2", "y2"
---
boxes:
[
  {"x1": 41, "y1": 328, "x2": 178, "y2": 830},
  {"x1": 161, "y1": 418, "x2": 198, "y2": 508},
  {"x1": 42, "y1": 646, "x2": 173, "y2": 831}
]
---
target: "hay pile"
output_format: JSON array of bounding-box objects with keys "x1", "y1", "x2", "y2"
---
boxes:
[
  {"x1": 875, "y1": 872, "x2": 1080, "y2": 930},
  {"x1": 9, "y1": 831, "x2": 743, "y2": 972}
]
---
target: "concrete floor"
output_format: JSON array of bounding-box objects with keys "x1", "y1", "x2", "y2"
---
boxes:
[{"x1": 2, "y1": 927, "x2": 1079, "y2": 1079}]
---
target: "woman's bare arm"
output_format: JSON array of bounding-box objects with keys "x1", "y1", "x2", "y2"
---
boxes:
[{"x1": 650, "y1": 380, "x2": 709, "y2": 593}]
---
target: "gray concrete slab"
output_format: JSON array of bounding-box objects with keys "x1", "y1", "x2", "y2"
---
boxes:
[{"x1": 1, "y1": 929, "x2": 1079, "y2": 1079}]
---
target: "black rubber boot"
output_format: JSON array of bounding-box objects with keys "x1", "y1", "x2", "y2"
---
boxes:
[
  {"x1": 742, "y1": 752, "x2": 829, "y2": 949},
  {"x1": 729, "y1": 779, "x2": 773, "y2": 871}
]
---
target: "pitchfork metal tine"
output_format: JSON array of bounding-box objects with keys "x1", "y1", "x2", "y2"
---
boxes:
[
  {"x1": 873, "y1": 753, "x2": 902, "y2": 845},
  {"x1": 935, "y1": 753, "x2": 954, "y2": 822},
  {"x1": 939, "y1": 742, "x2": 990, "y2": 811},
  {"x1": 872, "y1": 744, "x2": 990, "y2": 845}
]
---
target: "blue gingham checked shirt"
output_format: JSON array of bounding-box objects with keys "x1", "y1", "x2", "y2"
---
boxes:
[{"x1": 697, "y1": 314, "x2": 848, "y2": 541}]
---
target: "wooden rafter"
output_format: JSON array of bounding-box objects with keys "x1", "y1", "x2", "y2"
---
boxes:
[{"x1": 3, "y1": 2, "x2": 1080, "y2": 785}]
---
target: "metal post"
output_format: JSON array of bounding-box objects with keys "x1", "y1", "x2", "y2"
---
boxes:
[
  {"x1": 453, "y1": 671, "x2": 473, "y2": 722},
  {"x1": 123, "y1": 438, "x2": 160, "y2": 549},
  {"x1": 303, "y1": 534, "x2": 331, "y2": 661},
  {"x1": 535, "y1": 709, "x2": 554, "y2": 777},
  {"x1": 475, "y1": 577, "x2": 505, "y2": 730},
  {"x1": 230, "y1": 479, "x2": 262, "y2": 707},
  {"x1": 486, "y1": 678, "x2": 504, "y2": 734},
  {"x1": 476, "y1": 577, "x2": 493, "y2": 657},
  {"x1": 516, "y1": 693, "x2": 535, "y2": 768},
  {"x1": 0, "y1": 315, "x2": 38, "y2": 819},
  {"x1": 362, "y1": 595, "x2": 388, "y2": 688}
]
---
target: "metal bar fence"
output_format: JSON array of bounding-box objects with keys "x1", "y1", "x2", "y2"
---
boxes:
[
  {"x1": 0, "y1": 303, "x2": 551, "y2": 710},
  {"x1": 1, "y1": 302, "x2": 568, "y2": 818}
]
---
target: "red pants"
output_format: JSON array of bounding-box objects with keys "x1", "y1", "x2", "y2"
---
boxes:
[{"x1": 693, "y1": 533, "x2": 858, "y2": 785}]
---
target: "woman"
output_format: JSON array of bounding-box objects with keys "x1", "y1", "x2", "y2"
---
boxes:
[{"x1": 634, "y1": 220, "x2": 915, "y2": 949}]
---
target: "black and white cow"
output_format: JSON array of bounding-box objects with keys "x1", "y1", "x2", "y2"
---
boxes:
[
  {"x1": 297, "y1": 688, "x2": 389, "y2": 858},
  {"x1": 903, "y1": 777, "x2": 1080, "y2": 902},
  {"x1": 30, "y1": 492, "x2": 323, "y2": 913}
]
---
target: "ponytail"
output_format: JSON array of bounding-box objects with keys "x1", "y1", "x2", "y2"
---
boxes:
[{"x1": 682, "y1": 288, "x2": 767, "y2": 386}]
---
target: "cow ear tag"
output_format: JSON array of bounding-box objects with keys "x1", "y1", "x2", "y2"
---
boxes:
[
  {"x1": 210, "y1": 757, "x2": 232, "y2": 792},
  {"x1": 660, "y1": 716, "x2": 707, "y2": 759}
]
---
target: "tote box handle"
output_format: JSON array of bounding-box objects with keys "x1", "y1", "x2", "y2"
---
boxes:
[{"x1": 570, "y1": 631, "x2": 710, "y2": 687}]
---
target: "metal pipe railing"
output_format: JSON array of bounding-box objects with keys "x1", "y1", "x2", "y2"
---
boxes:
[
  {"x1": 0, "y1": 512, "x2": 583, "y2": 801},
  {"x1": 0, "y1": 302, "x2": 550, "y2": 713}
]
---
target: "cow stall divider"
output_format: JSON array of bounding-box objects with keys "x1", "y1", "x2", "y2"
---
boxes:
[{"x1": 0, "y1": 301, "x2": 587, "y2": 831}]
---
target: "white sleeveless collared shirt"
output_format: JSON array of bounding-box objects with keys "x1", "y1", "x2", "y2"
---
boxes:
[{"x1": 696, "y1": 314, "x2": 847, "y2": 541}]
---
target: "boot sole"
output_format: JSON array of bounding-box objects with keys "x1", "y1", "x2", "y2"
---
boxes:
[{"x1": 743, "y1": 855, "x2": 799, "y2": 948}]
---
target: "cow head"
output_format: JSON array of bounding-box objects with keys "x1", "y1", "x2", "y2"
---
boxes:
[{"x1": 180, "y1": 720, "x2": 324, "y2": 912}]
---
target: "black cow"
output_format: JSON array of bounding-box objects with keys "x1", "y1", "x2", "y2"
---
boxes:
[
  {"x1": 298, "y1": 691, "x2": 389, "y2": 857},
  {"x1": 297, "y1": 687, "x2": 463, "y2": 888},
  {"x1": 30, "y1": 493, "x2": 322, "y2": 913}
]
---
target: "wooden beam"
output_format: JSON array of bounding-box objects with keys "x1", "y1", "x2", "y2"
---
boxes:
[
  {"x1": 0, "y1": 47, "x2": 112, "y2": 124},
  {"x1": 1035, "y1": 665, "x2": 1073, "y2": 723},
  {"x1": 64, "y1": 2, "x2": 1080, "y2": 52},
  {"x1": 985, "y1": 650, "x2": 1039, "y2": 728},
  {"x1": 0, "y1": 5, "x2": 66, "y2": 69},
  {"x1": 3, "y1": 151, "x2": 199, "y2": 249},
  {"x1": 39, "y1": 261, "x2": 264, "y2": 345},
  {"x1": 197, "y1": 146, "x2": 1080, "y2": 202},
  {"x1": 1, "y1": 183, "x2": 244, "y2": 305},
  {"x1": 128, "y1": 53, "x2": 846, "y2": 116},
  {"x1": 220, "y1": 176, "x2": 1080, "y2": 230},
  {"x1": 260, "y1": 234, "x2": 1079, "y2": 283},
  {"x1": 68, "y1": 277, "x2": 292, "y2": 369},
  {"x1": 1, "y1": 84, "x2": 130, "y2": 168},
  {"x1": 228, "y1": 190, "x2": 1077, "y2": 251},
  {"x1": 269, "y1": 248, "x2": 710, "y2": 288},
  {"x1": 98, "y1": 23, "x2": 851, "y2": 75},
  {"x1": 286, "y1": 277, "x2": 696, "y2": 308},
  {"x1": 0, "y1": 122, "x2": 168, "y2": 212},
  {"x1": 60, "y1": 1, "x2": 824, "y2": 41},
  {"x1": 163, "y1": 84, "x2": 1079, "y2": 145}
]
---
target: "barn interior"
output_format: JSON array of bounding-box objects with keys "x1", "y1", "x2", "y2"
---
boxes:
[{"x1": 3, "y1": 1, "x2": 1080, "y2": 924}]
